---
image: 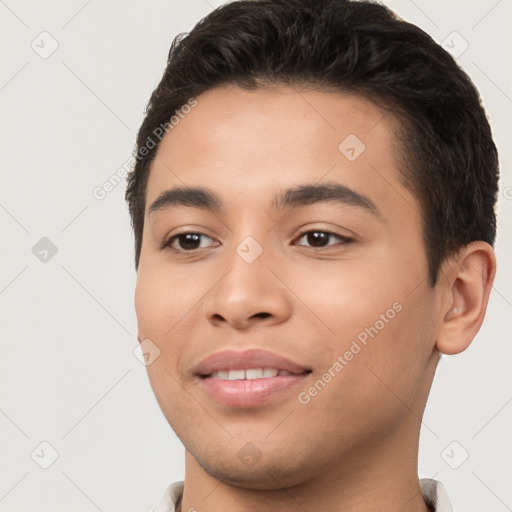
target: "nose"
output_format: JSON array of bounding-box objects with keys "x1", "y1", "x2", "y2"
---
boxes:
[{"x1": 202, "y1": 249, "x2": 292, "y2": 330}]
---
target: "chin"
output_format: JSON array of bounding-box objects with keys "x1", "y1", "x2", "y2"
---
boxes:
[{"x1": 193, "y1": 449, "x2": 316, "y2": 490}]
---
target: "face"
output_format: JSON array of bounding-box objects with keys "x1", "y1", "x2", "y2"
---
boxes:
[{"x1": 135, "y1": 85, "x2": 442, "y2": 488}]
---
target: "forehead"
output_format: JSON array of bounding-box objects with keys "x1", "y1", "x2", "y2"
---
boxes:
[{"x1": 145, "y1": 84, "x2": 415, "y2": 219}]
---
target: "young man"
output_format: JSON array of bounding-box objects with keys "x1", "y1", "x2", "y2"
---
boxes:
[{"x1": 125, "y1": 1, "x2": 498, "y2": 510}]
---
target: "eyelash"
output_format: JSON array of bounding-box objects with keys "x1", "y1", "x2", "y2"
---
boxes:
[{"x1": 162, "y1": 230, "x2": 353, "y2": 252}]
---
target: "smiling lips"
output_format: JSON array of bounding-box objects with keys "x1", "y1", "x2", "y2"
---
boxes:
[
  {"x1": 194, "y1": 348, "x2": 312, "y2": 408},
  {"x1": 209, "y1": 368, "x2": 296, "y2": 380}
]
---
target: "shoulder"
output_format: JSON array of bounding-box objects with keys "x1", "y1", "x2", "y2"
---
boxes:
[
  {"x1": 148, "y1": 480, "x2": 184, "y2": 512},
  {"x1": 420, "y1": 478, "x2": 453, "y2": 512}
]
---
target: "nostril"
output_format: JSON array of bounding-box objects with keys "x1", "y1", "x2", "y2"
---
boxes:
[{"x1": 252, "y1": 312, "x2": 271, "y2": 319}]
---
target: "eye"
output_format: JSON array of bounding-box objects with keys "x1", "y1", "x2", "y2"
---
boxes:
[
  {"x1": 163, "y1": 232, "x2": 218, "y2": 251},
  {"x1": 294, "y1": 230, "x2": 352, "y2": 248}
]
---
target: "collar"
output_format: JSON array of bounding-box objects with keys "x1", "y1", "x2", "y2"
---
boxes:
[{"x1": 150, "y1": 478, "x2": 453, "y2": 512}]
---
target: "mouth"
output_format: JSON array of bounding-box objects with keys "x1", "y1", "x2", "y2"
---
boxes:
[
  {"x1": 198, "y1": 371, "x2": 312, "y2": 408},
  {"x1": 193, "y1": 348, "x2": 312, "y2": 408},
  {"x1": 200, "y1": 367, "x2": 310, "y2": 380}
]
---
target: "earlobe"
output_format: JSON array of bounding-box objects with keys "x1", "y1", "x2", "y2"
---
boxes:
[{"x1": 436, "y1": 242, "x2": 496, "y2": 355}]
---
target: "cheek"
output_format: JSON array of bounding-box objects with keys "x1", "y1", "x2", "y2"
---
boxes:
[
  {"x1": 289, "y1": 251, "x2": 435, "y2": 398},
  {"x1": 135, "y1": 261, "x2": 206, "y2": 398},
  {"x1": 144, "y1": 358, "x2": 196, "y2": 441},
  {"x1": 286, "y1": 256, "x2": 405, "y2": 343},
  {"x1": 296, "y1": 298, "x2": 436, "y2": 445},
  {"x1": 135, "y1": 269, "x2": 192, "y2": 427},
  {"x1": 135, "y1": 260, "x2": 197, "y2": 338}
]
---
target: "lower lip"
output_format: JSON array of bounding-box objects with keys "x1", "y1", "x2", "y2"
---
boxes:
[{"x1": 199, "y1": 374, "x2": 310, "y2": 408}]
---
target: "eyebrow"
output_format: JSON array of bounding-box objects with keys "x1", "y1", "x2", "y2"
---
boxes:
[
  {"x1": 148, "y1": 187, "x2": 222, "y2": 216},
  {"x1": 147, "y1": 182, "x2": 381, "y2": 218},
  {"x1": 273, "y1": 182, "x2": 380, "y2": 216}
]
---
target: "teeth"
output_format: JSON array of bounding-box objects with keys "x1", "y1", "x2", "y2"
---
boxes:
[
  {"x1": 228, "y1": 369, "x2": 245, "y2": 380},
  {"x1": 246, "y1": 368, "x2": 263, "y2": 379},
  {"x1": 209, "y1": 368, "x2": 290, "y2": 380}
]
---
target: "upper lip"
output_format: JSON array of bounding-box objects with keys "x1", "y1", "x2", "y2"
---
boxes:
[{"x1": 193, "y1": 348, "x2": 311, "y2": 377}]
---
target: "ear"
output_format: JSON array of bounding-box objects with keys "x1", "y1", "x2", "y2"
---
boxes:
[{"x1": 436, "y1": 241, "x2": 496, "y2": 355}]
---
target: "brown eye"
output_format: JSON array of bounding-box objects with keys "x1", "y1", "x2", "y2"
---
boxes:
[
  {"x1": 164, "y1": 232, "x2": 217, "y2": 251},
  {"x1": 295, "y1": 230, "x2": 352, "y2": 248}
]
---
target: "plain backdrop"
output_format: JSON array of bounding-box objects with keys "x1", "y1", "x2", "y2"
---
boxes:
[{"x1": 0, "y1": 1, "x2": 511, "y2": 511}]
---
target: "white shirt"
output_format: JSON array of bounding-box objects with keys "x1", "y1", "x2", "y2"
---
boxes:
[{"x1": 149, "y1": 478, "x2": 453, "y2": 512}]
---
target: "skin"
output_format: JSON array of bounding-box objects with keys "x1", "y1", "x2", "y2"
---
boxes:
[{"x1": 135, "y1": 84, "x2": 496, "y2": 512}]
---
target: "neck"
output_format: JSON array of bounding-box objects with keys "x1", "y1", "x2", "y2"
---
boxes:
[
  {"x1": 180, "y1": 441, "x2": 428, "y2": 512},
  {"x1": 179, "y1": 352, "x2": 439, "y2": 512}
]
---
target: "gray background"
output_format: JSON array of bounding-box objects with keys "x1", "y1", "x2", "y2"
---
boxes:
[{"x1": 0, "y1": 1, "x2": 510, "y2": 511}]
